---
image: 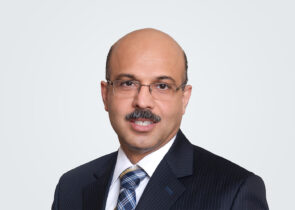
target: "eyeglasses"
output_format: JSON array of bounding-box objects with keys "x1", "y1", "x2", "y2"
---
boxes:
[{"x1": 107, "y1": 79, "x2": 186, "y2": 100}]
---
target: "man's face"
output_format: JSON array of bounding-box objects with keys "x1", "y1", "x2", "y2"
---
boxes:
[{"x1": 101, "y1": 31, "x2": 191, "y2": 161}]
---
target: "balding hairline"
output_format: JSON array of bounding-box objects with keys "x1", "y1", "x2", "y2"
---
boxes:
[{"x1": 105, "y1": 45, "x2": 188, "y2": 87}]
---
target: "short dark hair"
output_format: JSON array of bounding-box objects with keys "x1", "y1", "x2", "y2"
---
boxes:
[
  {"x1": 105, "y1": 45, "x2": 114, "y2": 81},
  {"x1": 105, "y1": 46, "x2": 188, "y2": 86}
]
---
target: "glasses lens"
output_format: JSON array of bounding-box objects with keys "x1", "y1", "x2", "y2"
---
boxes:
[
  {"x1": 150, "y1": 83, "x2": 175, "y2": 100},
  {"x1": 112, "y1": 80, "x2": 138, "y2": 98}
]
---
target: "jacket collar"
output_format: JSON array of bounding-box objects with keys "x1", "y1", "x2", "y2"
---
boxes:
[
  {"x1": 136, "y1": 129, "x2": 194, "y2": 210},
  {"x1": 82, "y1": 152, "x2": 117, "y2": 210},
  {"x1": 165, "y1": 129, "x2": 194, "y2": 178}
]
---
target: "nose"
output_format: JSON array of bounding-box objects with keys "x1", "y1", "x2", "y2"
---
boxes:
[{"x1": 132, "y1": 85, "x2": 155, "y2": 109}]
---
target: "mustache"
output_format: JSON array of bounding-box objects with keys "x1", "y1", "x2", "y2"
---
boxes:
[{"x1": 125, "y1": 109, "x2": 161, "y2": 123}]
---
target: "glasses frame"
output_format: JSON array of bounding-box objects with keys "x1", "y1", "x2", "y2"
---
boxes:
[{"x1": 106, "y1": 79, "x2": 187, "y2": 98}]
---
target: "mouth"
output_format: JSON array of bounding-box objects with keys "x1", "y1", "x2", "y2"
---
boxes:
[
  {"x1": 129, "y1": 118, "x2": 157, "y2": 132},
  {"x1": 125, "y1": 109, "x2": 161, "y2": 132}
]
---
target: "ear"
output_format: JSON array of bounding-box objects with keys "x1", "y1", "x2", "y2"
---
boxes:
[
  {"x1": 182, "y1": 85, "x2": 192, "y2": 115},
  {"x1": 101, "y1": 81, "x2": 109, "y2": 111}
]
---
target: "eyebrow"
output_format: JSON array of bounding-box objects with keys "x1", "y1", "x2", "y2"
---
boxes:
[
  {"x1": 113, "y1": 74, "x2": 176, "y2": 83},
  {"x1": 156, "y1": 76, "x2": 176, "y2": 83},
  {"x1": 114, "y1": 74, "x2": 136, "y2": 80}
]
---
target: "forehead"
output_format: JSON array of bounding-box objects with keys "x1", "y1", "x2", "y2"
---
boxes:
[{"x1": 109, "y1": 43, "x2": 185, "y2": 83}]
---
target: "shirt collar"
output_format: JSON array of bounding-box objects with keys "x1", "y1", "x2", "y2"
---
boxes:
[{"x1": 111, "y1": 136, "x2": 176, "y2": 185}]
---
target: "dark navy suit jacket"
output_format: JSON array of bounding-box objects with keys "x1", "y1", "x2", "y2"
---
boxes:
[{"x1": 52, "y1": 130, "x2": 269, "y2": 210}]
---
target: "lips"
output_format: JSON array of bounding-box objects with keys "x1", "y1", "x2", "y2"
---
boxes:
[
  {"x1": 134, "y1": 120, "x2": 153, "y2": 126},
  {"x1": 129, "y1": 118, "x2": 157, "y2": 132}
]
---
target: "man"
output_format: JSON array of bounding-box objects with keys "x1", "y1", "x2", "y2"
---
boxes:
[{"x1": 52, "y1": 28, "x2": 268, "y2": 210}]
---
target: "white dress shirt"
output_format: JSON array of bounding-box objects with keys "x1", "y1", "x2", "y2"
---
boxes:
[{"x1": 105, "y1": 136, "x2": 176, "y2": 210}]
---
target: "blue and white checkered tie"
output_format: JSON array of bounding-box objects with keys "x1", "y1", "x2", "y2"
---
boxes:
[{"x1": 116, "y1": 167, "x2": 147, "y2": 210}]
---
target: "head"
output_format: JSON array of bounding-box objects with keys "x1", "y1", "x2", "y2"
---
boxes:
[{"x1": 101, "y1": 28, "x2": 192, "y2": 163}]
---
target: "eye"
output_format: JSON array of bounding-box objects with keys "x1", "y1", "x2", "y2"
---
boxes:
[
  {"x1": 120, "y1": 80, "x2": 136, "y2": 87},
  {"x1": 156, "y1": 83, "x2": 171, "y2": 90}
]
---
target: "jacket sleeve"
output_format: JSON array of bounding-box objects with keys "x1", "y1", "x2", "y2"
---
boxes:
[{"x1": 231, "y1": 174, "x2": 269, "y2": 210}]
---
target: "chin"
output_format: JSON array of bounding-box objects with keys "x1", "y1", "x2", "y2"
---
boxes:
[
  {"x1": 128, "y1": 144, "x2": 155, "y2": 154},
  {"x1": 121, "y1": 136, "x2": 157, "y2": 153}
]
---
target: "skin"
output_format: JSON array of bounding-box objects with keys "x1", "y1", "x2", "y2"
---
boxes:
[{"x1": 101, "y1": 28, "x2": 192, "y2": 164}]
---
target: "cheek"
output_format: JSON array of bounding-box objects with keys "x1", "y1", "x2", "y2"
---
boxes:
[
  {"x1": 107, "y1": 99, "x2": 131, "y2": 132},
  {"x1": 108, "y1": 97, "x2": 133, "y2": 118},
  {"x1": 157, "y1": 99, "x2": 183, "y2": 119}
]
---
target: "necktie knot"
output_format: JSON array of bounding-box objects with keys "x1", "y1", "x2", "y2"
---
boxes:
[
  {"x1": 120, "y1": 168, "x2": 147, "y2": 190},
  {"x1": 117, "y1": 167, "x2": 147, "y2": 210}
]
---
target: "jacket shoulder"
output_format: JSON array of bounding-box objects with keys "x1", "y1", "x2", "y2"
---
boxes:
[
  {"x1": 59, "y1": 151, "x2": 117, "y2": 186},
  {"x1": 190, "y1": 145, "x2": 268, "y2": 209},
  {"x1": 192, "y1": 145, "x2": 252, "y2": 178}
]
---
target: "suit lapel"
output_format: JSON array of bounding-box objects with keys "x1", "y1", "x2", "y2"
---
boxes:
[
  {"x1": 82, "y1": 153, "x2": 117, "y2": 210},
  {"x1": 136, "y1": 159, "x2": 185, "y2": 210},
  {"x1": 136, "y1": 130, "x2": 194, "y2": 210}
]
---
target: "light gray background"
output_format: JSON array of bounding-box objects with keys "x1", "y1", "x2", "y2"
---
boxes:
[{"x1": 0, "y1": 0, "x2": 294, "y2": 209}]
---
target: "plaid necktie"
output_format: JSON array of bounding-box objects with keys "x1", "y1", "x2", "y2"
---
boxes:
[{"x1": 116, "y1": 167, "x2": 147, "y2": 210}]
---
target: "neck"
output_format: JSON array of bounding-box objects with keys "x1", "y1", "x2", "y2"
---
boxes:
[{"x1": 120, "y1": 139, "x2": 174, "y2": 164}]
